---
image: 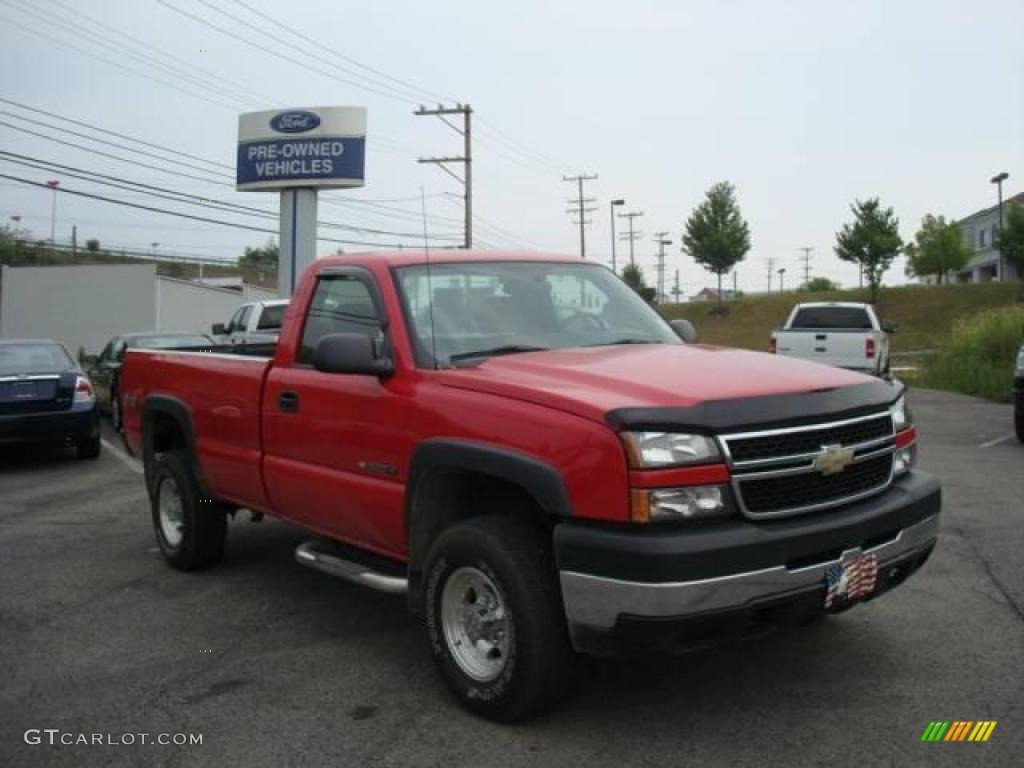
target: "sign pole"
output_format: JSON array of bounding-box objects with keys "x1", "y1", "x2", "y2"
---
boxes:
[{"x1": 279, "y1": 188, "x2": 318, "y2": 298}]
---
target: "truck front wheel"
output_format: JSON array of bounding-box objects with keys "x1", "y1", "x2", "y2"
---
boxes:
[
  {"x1": 149, "y1": 450, "x2": 226, "y2": 571},
  {"x1": 423, "y1": 514, "x2": 574, "y2": 722}
]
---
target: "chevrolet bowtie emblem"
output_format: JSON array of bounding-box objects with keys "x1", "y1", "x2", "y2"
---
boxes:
[{"x1": 814, "y1": 443, "x2": 855, "y2": 475}]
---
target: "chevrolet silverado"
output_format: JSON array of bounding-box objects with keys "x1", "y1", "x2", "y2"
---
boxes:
[{"x1": 120, "y1": 251, "x2": 940, "y2": 721}]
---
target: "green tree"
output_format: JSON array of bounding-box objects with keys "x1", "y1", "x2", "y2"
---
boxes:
[
  {"x1": 996, "y1": 203, "x2": 1024, "y2": 279},
  {"x1": 682, "y1": 181, "x2": 750, "y2": 303},
  {"x1": 238, "y1": 238, "x2": 279, "y2": 272},
  {"x1": 799, "y1": 276, "x2": 840, "y2": 292},
  {"x1": 835, "y1": 198, "x2": 902, "y2": 303},
  {"x1": 903, "y1": 214, "x2": 972, "y2": 284},
  {"x1": 621, "y1": 263, "x2": 656, "y2": 304}
]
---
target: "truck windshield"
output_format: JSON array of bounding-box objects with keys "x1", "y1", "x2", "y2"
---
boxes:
[
  {"x1": 790, "y1": 307, "x2": 873, "y2": 330},
  {"x1": 395, "y1": 261, "x2": 679, "y2": 367}
]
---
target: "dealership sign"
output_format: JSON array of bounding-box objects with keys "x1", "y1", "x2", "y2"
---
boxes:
[{"x1": 236, "y1": 106, "x2": 366, "y2": 191}]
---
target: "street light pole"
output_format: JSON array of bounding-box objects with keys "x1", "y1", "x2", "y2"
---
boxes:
[
  {"x1": 46, "y1": 179, "x2": 59, "y2": 242},
  {"x1": 609, "y1": 199, "x2": 624, "y2": 274},
  {"x1": 990, "y1": 171, "x2": 1009, "y2": 280},
  {"x1": 778, "y1": 267, "x2": 786, "y2": 292}
]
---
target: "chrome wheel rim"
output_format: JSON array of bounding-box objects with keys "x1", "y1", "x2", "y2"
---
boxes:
[
  {"x1": 440, "y1": 567, "x2": 510, "y2": 682},
  {"x1": 158, "y1": 477, "x2": 185, "y2": 548}
]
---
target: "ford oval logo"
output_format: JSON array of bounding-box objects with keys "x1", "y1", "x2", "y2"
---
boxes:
[{"x1": 270, "y1": 110, "x2": 321, "y2": 133}]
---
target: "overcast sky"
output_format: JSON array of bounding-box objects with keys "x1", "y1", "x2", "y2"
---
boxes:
[{"x1": 0, "y1": 0, "x2": 1021, "y2": 295}]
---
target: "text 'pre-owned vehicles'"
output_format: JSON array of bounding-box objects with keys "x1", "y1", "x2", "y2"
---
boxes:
[
  {"x1": 211, "y1": 299, "x2": 288, "y2": 347},
  {"x1": 86, "y1": 332, "x2": 215, "y2": 431},
  {"x1": 120, "y1": 252, "x2": 941, "y2": 721},
  {"x1": 0, "y1": 338, "x2": 100, "y2": 458},
  {"x1": 771, "y1": 302, "x2": 895, "y2": 376}
]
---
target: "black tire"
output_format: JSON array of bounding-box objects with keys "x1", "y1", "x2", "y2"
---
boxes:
[
  {"x1": 1015, "y1": 392, "x2": 1024, "y2": 444},
  {"x1": 76, "y1": 434, "x2": 101, "y2": 459},
  {"x1": 149, "y1": 450, "x2": 226, "y2": 571},
  {"x1": 423, "y1": 514, "x2": 575, "y2": 722}
]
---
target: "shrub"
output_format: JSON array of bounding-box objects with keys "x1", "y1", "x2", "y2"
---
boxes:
[{"x1": 921, "y1": 307, "x2": 1024, "y2": 402}]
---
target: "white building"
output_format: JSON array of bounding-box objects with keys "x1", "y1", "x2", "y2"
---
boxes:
[{"x1": 952, "y1": 191, "x2": 1022, "y2": 283}]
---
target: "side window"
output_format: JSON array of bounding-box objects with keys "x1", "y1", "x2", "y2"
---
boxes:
[
  {"x1": 98, "y1": 340, "x2": 115, "y2": 362},
  {"x1": 297, "y1": 275, "x2": 382, "y2": 365},
  {"x1": 113, "y1": 339, "x2": 128, "y2": 361},
  {"x1": 227, "y1": 307, "x2": 245, "y2": 333},
  {"x1": 236, "y1": 305, "x2": 253, "y2": 332},
  {"x1": 257, "y1": 304, "x2": 286, "y2": 330}
]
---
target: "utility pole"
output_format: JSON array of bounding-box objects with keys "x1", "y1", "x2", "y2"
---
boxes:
[
  {"x1": 618, "y1": 211, "x2": 643, "y2": 267},
  {"x1": 71, "y1": 225, "x2": 77, "y2": 263},
  {"x1": 416, "y1": 104, "x2": 473, "y2": 248},
  {"x1": 765, "y1": 256, "x2": 775, "y2": 293},
  {"x1": 46, "y1": 179, "x2": 59, "y2": 242},
  {"x1": 799, "y1": 246, "x2": 814, "y2": 285},
  {"x1": 563, "y1": 174, "x2": 598, "y2": 258},
  {"x1": 609, "y1": 198, "x2": 624, "y2": 273},
  {"x1": 672, "y1": 269, "x2": 681, "y2": 303},
  {"x1": 991, "y1": 171, "x2": 1009, "y2": 280},
  {"x1": 654, "y1": 232, "x2": 671, "y2": 303}
]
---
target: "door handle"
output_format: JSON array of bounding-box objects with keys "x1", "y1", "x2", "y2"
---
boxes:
[{"x1": 278, "y1": 390, "x2": 299, "y2": 413}]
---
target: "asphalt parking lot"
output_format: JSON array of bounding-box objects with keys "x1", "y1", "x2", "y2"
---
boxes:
[{"x1": 1, "y1": 389, "x2": 1021, "y2": 768}]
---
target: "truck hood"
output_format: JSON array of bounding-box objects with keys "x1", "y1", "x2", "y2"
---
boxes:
[{"x1": 440, "y1": 344, "x2": 885, "y2": 426}]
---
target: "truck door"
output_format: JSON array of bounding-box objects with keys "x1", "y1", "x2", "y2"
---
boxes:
[{"x1": 261, "y1": 269, "x2": 409, "y2": 558}]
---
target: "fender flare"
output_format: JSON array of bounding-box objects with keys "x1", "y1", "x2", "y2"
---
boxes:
[
  {"x1": 141, "y1": 395, "x2": 205, "y2": 495},
  {"x1": 404, "y1": 439, "x2": 572, "y2": 604}
]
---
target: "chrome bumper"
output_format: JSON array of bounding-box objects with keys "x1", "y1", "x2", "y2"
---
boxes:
[{"x1": 559, "y1": 513, "x2": 939, "y2": 631}]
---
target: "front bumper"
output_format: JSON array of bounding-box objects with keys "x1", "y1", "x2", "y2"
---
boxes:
[
  {"x1": 556, "y1": 470, "x2": 940, "y2": 656},
  {"x1": 0, "y1": 402, "x2": 99, "y2": 446}
]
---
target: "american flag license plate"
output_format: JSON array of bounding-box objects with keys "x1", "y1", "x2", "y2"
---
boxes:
[{"x1": 824, "y1": 553, "x2": 878, "y2": 609}]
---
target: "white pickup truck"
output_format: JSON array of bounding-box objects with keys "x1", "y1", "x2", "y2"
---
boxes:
[
  {"x1": 211, "y1": 299, "x2": 289, "y2": 347},
  {"x1": 770, "y1": 302, "x2": 894, "y2": 377}
]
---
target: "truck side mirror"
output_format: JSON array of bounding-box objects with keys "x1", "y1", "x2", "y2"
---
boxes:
[
  {"x1": 211, "y1": 323, "x2": 227, "y2": 335},
  {"x1": 313, "y1": 333, "x2": 393, "y2": 377},
  {"x1": 670, "y1": 318, "x2": 698, "y2": 344},
  {"x1": 883, "y1": 322, "x2": 898, "y2": 334}
]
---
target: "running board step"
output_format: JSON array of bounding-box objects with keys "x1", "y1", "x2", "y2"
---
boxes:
[{"x1": 294, "y1": 541, "x2": 408, "y2": 595}]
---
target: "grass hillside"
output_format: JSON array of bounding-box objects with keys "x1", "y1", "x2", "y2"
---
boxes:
[{"x1": 660, "y1": 282, "x2": 1024, "y2": 355}]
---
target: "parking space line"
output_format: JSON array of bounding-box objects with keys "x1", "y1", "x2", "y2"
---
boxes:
[
  {"x1": 101, "y1": 438, "x2": 144, "y2": 474},
  {"x1": 977, "y1": 433, "x2": 1015, "y2": 449}
]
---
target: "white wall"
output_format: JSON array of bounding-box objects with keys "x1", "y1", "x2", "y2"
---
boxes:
[
  {"x1": 0, "y1": 264, "x2": 155, "y2": 357},
  {"x1": 155, "y1": 276, "x2": 244, "y2": 336}
]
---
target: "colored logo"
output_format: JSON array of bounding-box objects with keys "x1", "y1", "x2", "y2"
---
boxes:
[
  {"x1": 921, "y1": 721, "x2": 997, "y2": 742},
  {"x1": 813, "y1": 443, "x2": 855, "y2": 475},
  {"x1": 270, "y1": 110, "x2": 321, "y2": 133}
]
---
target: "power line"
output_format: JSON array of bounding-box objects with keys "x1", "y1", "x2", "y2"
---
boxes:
[
  {"x1": 0, "y1": 173, "x2": 445, "y2": 249},
  {"x1": 0, "y1": 152, "x2": 462, "y2": 240}
]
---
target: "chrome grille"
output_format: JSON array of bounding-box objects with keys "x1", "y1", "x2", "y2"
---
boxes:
[{"x1": 720, "y1": 412, "x2": 895, "y2": 519}]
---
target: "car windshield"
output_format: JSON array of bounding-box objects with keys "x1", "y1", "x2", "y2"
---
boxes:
[
  {"x1": 0, "y1": 343, "x2": 74, "y2": 375},
  {"x1": 132, "y1": 335, "x2": 212, "y2": 349},
  {"x1": 395, "y1": 261, "x2": 679, "y2": 367},
  {"x1": 791, "y1": 307, "x2": 873, "y2": 330}
]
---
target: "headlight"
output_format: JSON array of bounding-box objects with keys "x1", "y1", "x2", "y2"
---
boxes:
[
  {"x1": 891, "y1": 395, "x2": 911, "y2": 431},
  {"x1": 631, "y1": 485, "x2": 729, "y2": 522},
  {"x1": 621, "y1": 431, "x2": 720, "y2": 468}
]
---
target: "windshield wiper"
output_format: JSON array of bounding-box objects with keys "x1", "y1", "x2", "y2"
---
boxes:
[
  {"x1": 447, "y1": 345, "x2": 550, "y2": 367},
  {"x1": 585, "y1": 338, "x2": 664, "y2": 347}
]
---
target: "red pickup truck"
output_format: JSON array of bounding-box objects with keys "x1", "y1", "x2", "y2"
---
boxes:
[{"x1": 121, "y1": 251, "x2": 940, "y2": 721}]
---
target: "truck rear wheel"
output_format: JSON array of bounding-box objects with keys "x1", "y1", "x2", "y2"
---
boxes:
[
  {"x1": 423, "y1": 514, "x2": 575, "y2": 722},
  {"x1": 149, "y1": 450, "x2": 226, "y2": 571}
]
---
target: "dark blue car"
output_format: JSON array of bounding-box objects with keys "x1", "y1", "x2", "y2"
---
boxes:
[{"x1": 0, "y1": 339, "x2": 101, "y2": 459}]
